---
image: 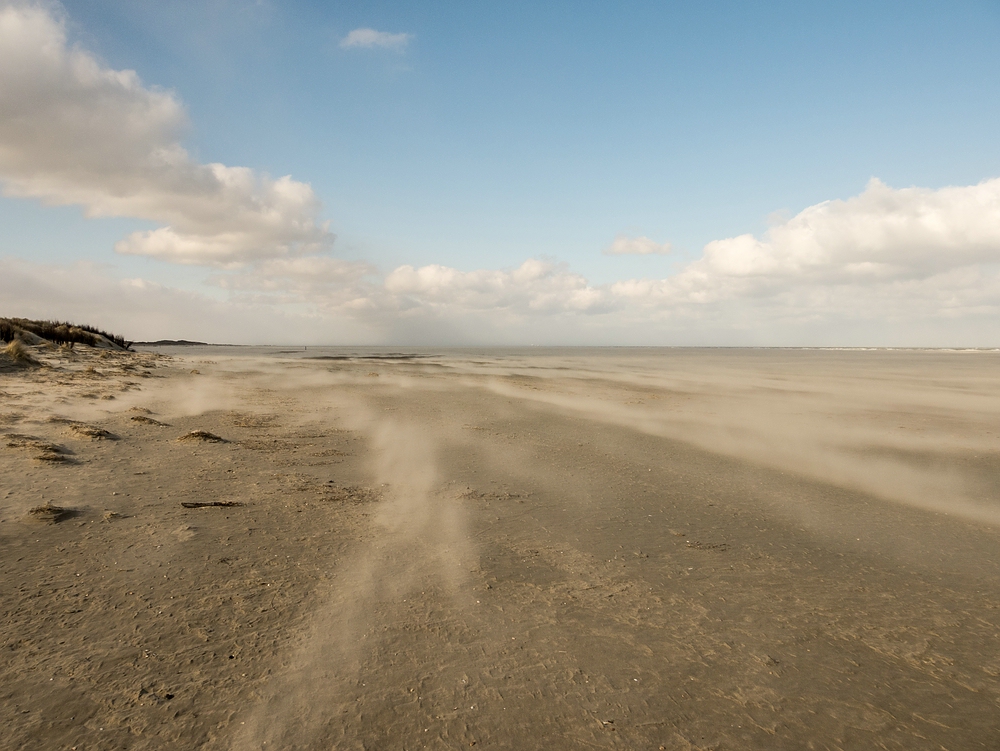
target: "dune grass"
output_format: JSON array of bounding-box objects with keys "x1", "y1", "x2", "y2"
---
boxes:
[
  {"x1": 3, "y1": 339, "x2": 38, "y2": 365},
  {"x1": 0, "y1": 320, "x2": 19, "y2": 344},
  {"x1": 0, "y1": 317, "x2": 132, "y2": 350}
]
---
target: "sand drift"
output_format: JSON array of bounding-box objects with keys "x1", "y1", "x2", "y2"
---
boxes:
[{"x1": 2, "y1": 345, "x2": 1000, "y2": 749}]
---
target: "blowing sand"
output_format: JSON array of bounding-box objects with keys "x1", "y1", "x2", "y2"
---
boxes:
[{"x1": 2, "y1": 345, "x2": 1000, "y2": 750}]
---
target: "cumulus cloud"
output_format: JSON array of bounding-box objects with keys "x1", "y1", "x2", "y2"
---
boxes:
[
  {"x1": 366, "y1": 178, "x2": 1000, "y2": 328},
  {"x1": 385, "y1": 178, "x2": 1000, "y2": 337},
  {"x1": 636, "y1": 177, "x2": 1000, "y2": 309},
  {"x1": 8, "y1": 169, "x2": 1000, "y2": 345},
  {"x1": 340, "y1": 28, "x2": 412, "y2": 51},
  {"x1": 215, "y1": 258, "x2": 611, "y2": 320},
  {"x1": 705, "y1": 177, "x2": 1000, "y2": 280},
  {"x1": 0, "y1": 2, "x2": 330, "y2": 266},
  {"x1": 604, "y1": 235, "x2": 672, "y2": 256},
  {"x1": 384, "y1": 259, "x2": 610, "y2": 314},
  {"x1": 194, "y1": 176, "x2": 1000, "y2": 343}
]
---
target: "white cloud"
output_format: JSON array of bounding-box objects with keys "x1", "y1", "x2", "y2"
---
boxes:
[
  {"x1": 2, "y1": 0, "x2": 999, "y2": 351},
  {"x1": 340, "y1": 28, "x2": 412, "y2": 51},
  {"x1": 8, "y1": 171, "x2": 1000, "y2": 347},
  {"x1": 377, "y1": 178, "x2": 1000, "y2": 339},
  {"x1": 604, "y1": 235, "x2": 672, "y2": 256},
  {"x1": 373, "y1": 178, "x2": 1000, "y2": 325},
  {"x1": 649, "y1": 176, "x2": 1000, "y2": 307},
  {"x1": 0, "y1": 2, "x2": 330, "y2": 266},
  {"x1": 709, "y1": 177, "x2": 1000, "y2": 278},
  {"x1": 210, "y1": 256, "x2": 379, "y2": 312},
  {"x1": 211, "y1": 258, "x2": 611, "y2": 321},
  {"x1": 384, "y1": 260, "x2": 611, "y2": 314},
  {"x1": 178, "y1": 177, "x2": 1000, "y2": 343}
]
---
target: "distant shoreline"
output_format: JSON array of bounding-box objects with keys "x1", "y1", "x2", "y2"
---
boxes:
[
  {"x1": 134, "y1": 339, "x2": 221, "y2": 346},
  {"x1": 132, "y1": 342, "x2": 1000, "y2": 352}
]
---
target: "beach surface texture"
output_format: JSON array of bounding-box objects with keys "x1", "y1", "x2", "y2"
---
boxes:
[{"x1": 2, "y1": 344, "x2": 1000, "y2": 750}]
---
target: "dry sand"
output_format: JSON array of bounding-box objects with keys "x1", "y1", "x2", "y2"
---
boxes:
[{"x1": 2, "y1": 345, "x2": 1000, "y2": 750}]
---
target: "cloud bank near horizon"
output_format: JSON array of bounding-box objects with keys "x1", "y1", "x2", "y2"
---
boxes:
[
  {"x1": 207, "y1": 177, "x2": 1000, "y2": 335},
  {"x1": 7, "y1": 173, "x2": 1000, "y2": 344},
  {"x1": 0, "y1": 2, "x2": 330, "y2": 267}
]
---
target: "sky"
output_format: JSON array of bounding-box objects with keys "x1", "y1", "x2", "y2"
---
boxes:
[{"x1": 1, "y1": 0, "x2": 1000, "y2": 345}]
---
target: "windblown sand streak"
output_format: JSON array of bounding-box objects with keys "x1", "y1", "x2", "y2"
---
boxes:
[
  {"x1": 231, "y1": 411, "x2": 475, "y2": 750},
  {"x1": 478, "y1": 372, "x2": 1000, "y2": 525}
]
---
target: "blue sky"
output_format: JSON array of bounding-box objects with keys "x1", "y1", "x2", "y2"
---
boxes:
[{"x1": 2, "y1": 1, "x2": 1000, "y2": 344}]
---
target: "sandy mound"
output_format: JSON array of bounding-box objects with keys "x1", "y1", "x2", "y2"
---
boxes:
[
  {"x1": 49, "y1": 417, "x2": 117, "y2": 440},
  {"x1": 66, "y1": 423, "x2": 116, "y2": 440},
  {"x1": 0, "y1": 340, "x2": 41, "y2": 371},
  {"x1": 4, "y1": 433, "x2": 73, "y2": 463},
  {"x1": 25, "y1": 504, "x2": 75, "y2": 524},
  {"x1": 131, "y1": 415, "x2": 169, "y2": 427},
  {"x1": 4, "y1": 433, "x2": 63, "y2": 454},
  {"x1": 176, "y1": 430, "x2": 227, "y2": 443}
]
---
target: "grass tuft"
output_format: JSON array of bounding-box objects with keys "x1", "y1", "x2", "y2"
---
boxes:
[{"x1": 4, "y1": 339, "x2": 38, "y2": 365}]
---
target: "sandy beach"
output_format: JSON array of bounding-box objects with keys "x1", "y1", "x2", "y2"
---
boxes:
[{"x1": 2, "y1": 345, "x2": 1000, "y2": 750}]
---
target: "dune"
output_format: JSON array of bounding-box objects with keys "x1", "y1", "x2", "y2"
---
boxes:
[
  {"x1": 0, "y1": 317, "x2": 132, "y2": 351},
  {"x1": 1, "y1": 344, "x2": 999, "y2": 749}
]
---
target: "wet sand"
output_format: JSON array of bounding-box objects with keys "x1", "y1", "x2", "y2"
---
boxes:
[{"x1": 2, "y1": 345, "x2": 1000, "y2": 750}]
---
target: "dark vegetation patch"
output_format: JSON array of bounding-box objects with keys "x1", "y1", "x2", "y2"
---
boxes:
[
  {"x1": 0, "y1": 317, "x2": 132, "y2": 350},
  {"x1": 26, "y1": 504, "x2": 77, "y2": 524},
  {"x1": 35, "y1": 452, "x2": 72, "y2": 463},
  {"x1": 177, "y1": 430, "x2": 227, "y2": 443},
  {"x1": 3, "y1": 432, "x2": 75, "y2": 463},
  {"x1": 4, "y1": 433, "x2": 65, "y2": 455},
  {"x1": 53, "y1": 420, "x2": 117, "y2": 440},
  {"x1": 0, "y1": 320, "x2": 20, "y2": 344},
  {"x1": 131, "y1": 415, "x2": 169, "y2": 427}
]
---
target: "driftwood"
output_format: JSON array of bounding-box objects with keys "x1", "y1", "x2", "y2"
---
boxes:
[{"x1": 180, "y1": 501, "x2": 244, "y2": 509}]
